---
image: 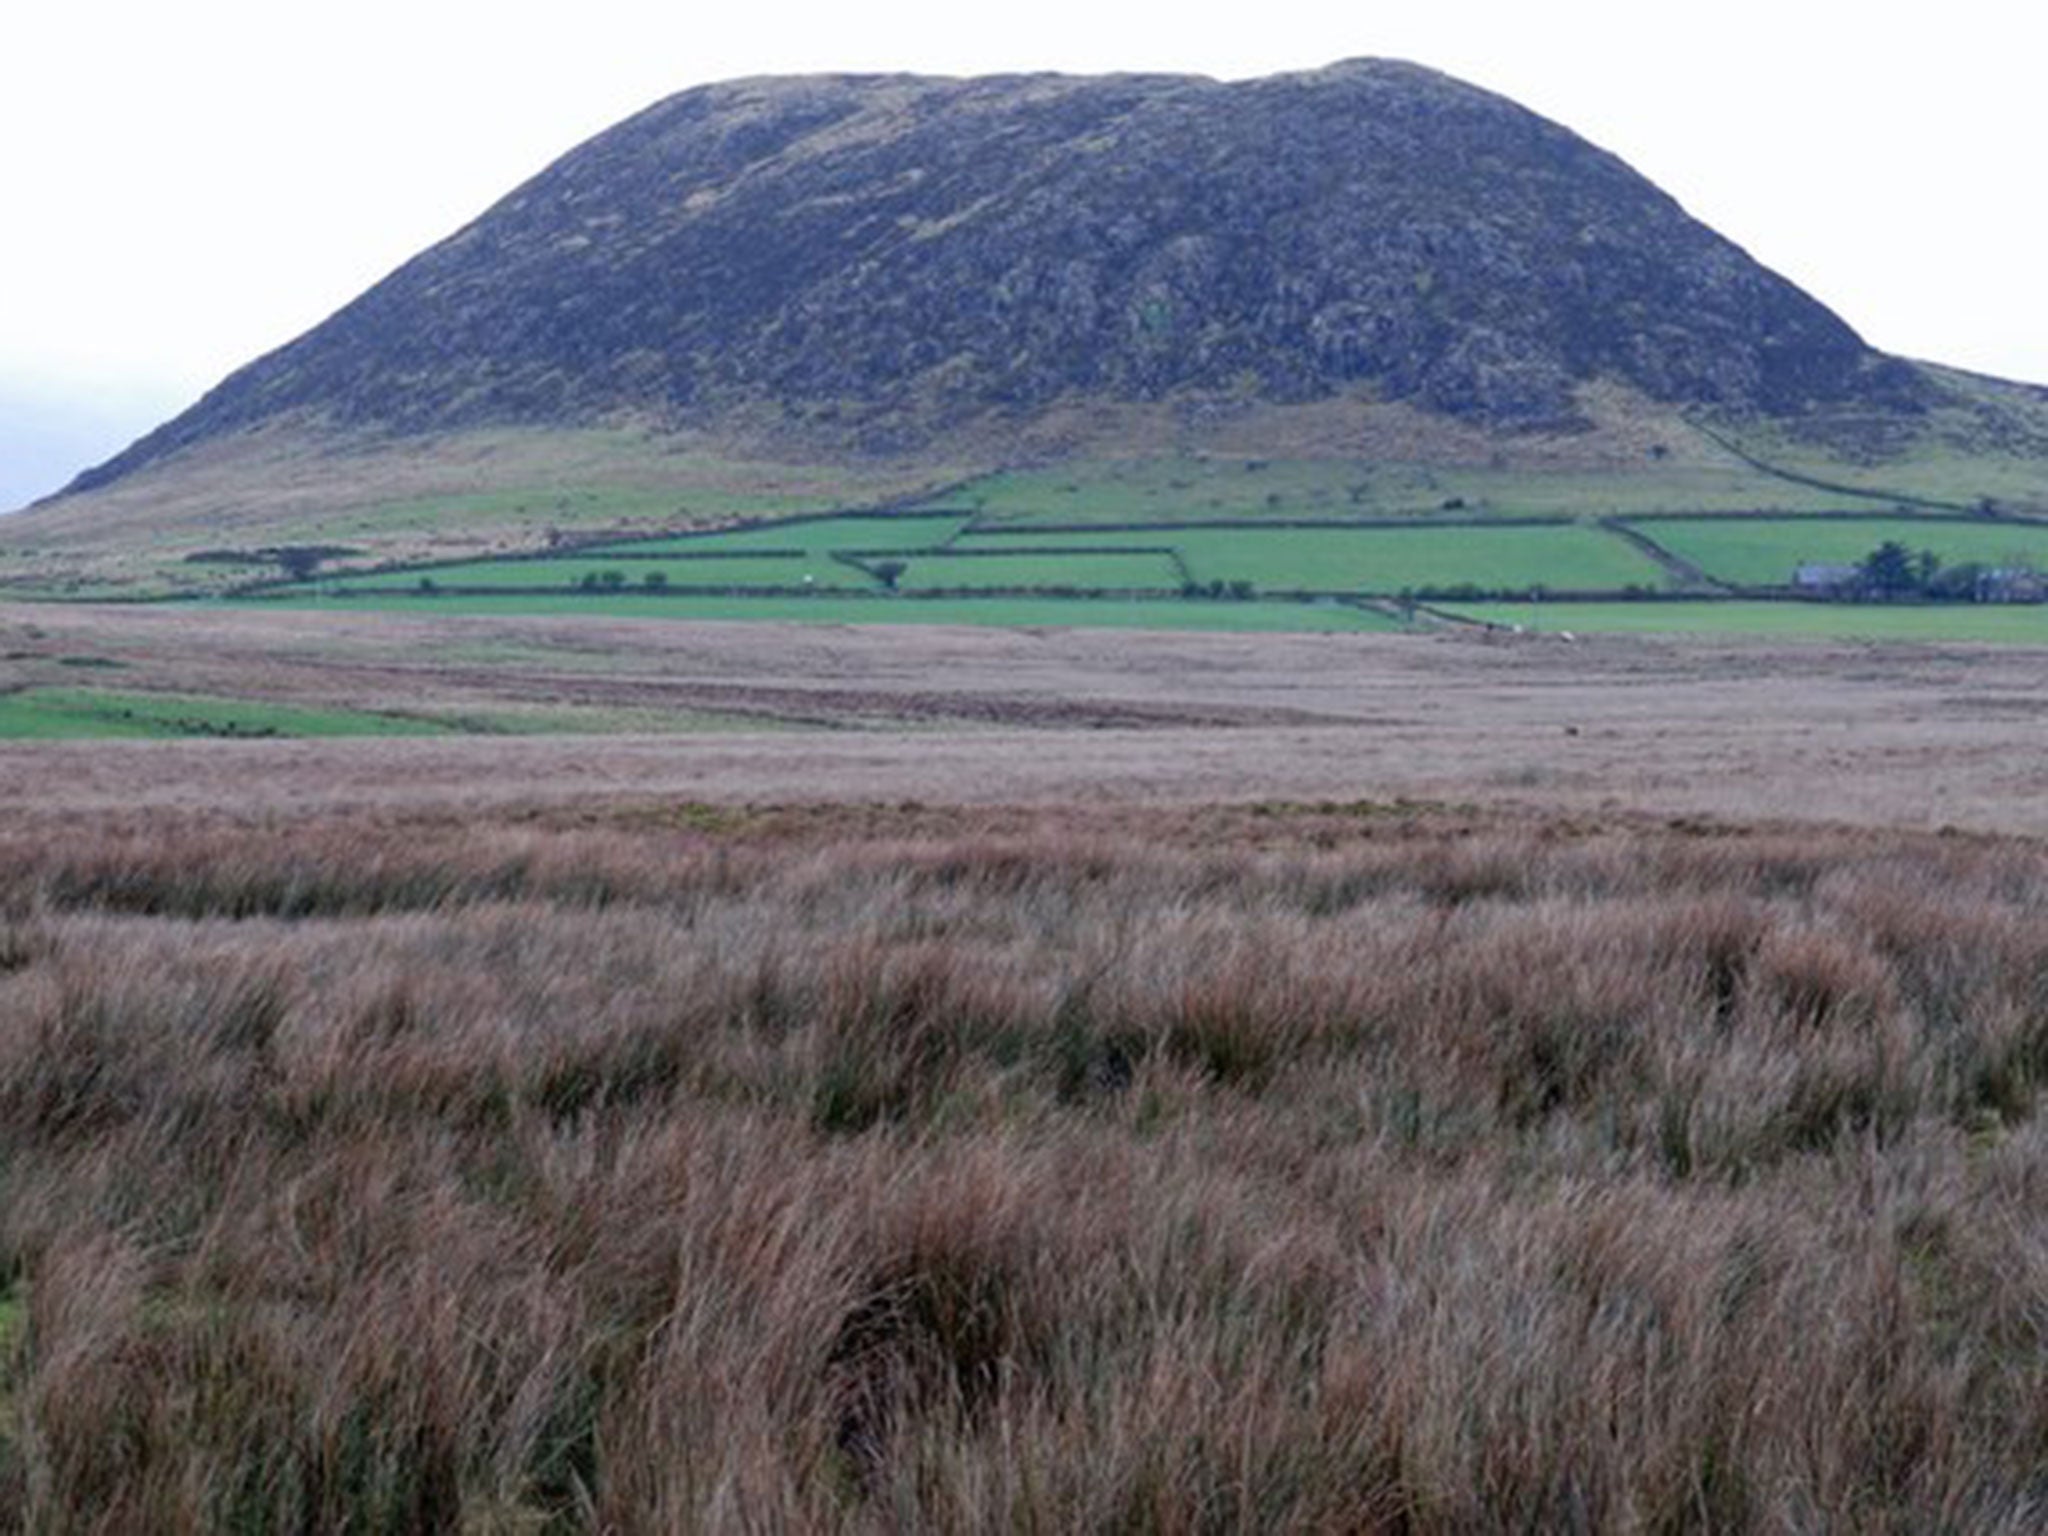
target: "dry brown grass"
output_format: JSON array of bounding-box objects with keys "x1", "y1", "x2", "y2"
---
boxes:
[
  {"x1": 4, "y1": 801, "x2": 2048, "y2": 1529},
  {"x1": 10, "y1": 602, "x2": 2048, "y2": 836}
]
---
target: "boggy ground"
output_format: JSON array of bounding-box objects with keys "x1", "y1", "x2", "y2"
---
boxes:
[
  {"x1": 6, "y1": 601, "x2": 2048, "y2": 831},
  {"x1": 5, "y1": 799, "x2": 2048, "y2": 1529}
]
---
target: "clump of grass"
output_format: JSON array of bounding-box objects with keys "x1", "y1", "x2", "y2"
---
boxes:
[{"x1": 4, "y1": 803, "x2": 2048, "y2": 1526}]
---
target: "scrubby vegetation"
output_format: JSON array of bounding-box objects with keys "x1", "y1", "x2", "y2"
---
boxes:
[{"x1": 4, "y1": 802, "x2": 2048, "y2": 1528}]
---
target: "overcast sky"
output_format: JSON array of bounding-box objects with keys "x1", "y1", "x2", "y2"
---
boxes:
[{"x1": 4, "y1": 0, "x2": 2042, "y2": 511}]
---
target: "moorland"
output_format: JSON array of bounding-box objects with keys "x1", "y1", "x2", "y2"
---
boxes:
[
  {"x1": 6, "y1": 605, "x2": 2048, "y2": 1528},
  {"x1": 7, "y1": 55, "x2": 2048, "y2": 1532}
]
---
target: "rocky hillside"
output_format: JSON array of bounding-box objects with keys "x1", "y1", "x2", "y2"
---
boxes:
[{"x1": 71, "y1": 60, "x2": 1929, "y2": 493}]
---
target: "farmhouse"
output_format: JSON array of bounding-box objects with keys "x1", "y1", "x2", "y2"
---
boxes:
[
  {"x1": 1792, "y1": 562, "x2": 1862, "y2": 597},
  {"x1": 1977, "y1": 566, "x2": 2047, "y2": 603}
]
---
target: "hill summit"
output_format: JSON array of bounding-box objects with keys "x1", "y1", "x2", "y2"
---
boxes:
[{"x1": 76, "y1": 60, "x2": 1927, "y2": 493}]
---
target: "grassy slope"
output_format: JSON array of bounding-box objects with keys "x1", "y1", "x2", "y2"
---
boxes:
[
  {"x1": 0, "y1": 426, "x2": 967, "y2": 597},
  {"x1": 937, "y1": 456, "x2": 1871, "y2": 525},
  {"x1": 7, "y1": 369, "x2": 2045, "y2": 622},
  {"x1": 0, "y1": 383, "x2": 1902, "y2": 596},
  {"x1": 1715, "y1": 368, "x2": 2048, "y2": 513}
]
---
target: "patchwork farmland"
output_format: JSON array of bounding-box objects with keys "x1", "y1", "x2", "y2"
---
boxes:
[{"x1": 241, "y1": 500, "x2": 2048, "y2": 641}]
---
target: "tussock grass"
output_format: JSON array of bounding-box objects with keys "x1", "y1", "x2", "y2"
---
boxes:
[{"x1": 5, "y1": 804, "x2": 2048, "y2": 1527}]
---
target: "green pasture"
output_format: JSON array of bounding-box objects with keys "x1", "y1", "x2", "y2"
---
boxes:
[
  {"x1": 936, "y1": 457, "x2": 1870, "y2": 526},
  {"x1": 317, "y1": 475, "x2": 899, "y2": 543},
  {"x1": 595, "y1": 513, "x2": 971, "y2": 556},
  {"x1": 217, "y1": 503, "x2": 2048, "y2": 641},
  {"x1": 954, "y1": 522, "x2": 1664, "y2": 593},
  {"x1": 892, "y1": 551, "x2": 1184, "y2": 592},
  {"x1": 1440, "y1": 600, "x2": 2048, "y2": 643},
  {"x1": 1630, "y1": 517, "x2": 2048, "y2": 587},
  {"x1": 327, "y1": 554, "x2": 874, "y2": 592},
  {"x1": 0, "y1": 687, "x2": 455, "y2": 740},
  {"x1": 250, "y1": 591, "x2": 1402, "y2": 632}
]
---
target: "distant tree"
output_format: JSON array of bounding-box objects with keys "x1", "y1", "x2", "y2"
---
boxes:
[
  {"x1": 643, "y1": 570, "x2": 669, "y2": 591},
  {"x1": 598, "y1": 569, "x2": 627, "y2": 591},
  {"x1": 276, "y1": 547, "x2": 325, "y2": 581},
  {"x1": 1861, "y1": 541, "x2": 1917, "y2": 599},
  {"x1": 870, "y1": 559, "x2": 908, "y2": 591},
  {"x1": 416, "y1": 576, "x2": 439, "y2": 595}
]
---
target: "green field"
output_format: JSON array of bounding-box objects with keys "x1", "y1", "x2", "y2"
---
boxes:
[
  {"x1": 309, "y1": 513, "x2": 986, "y2": 595},
  {"x1": 331, "y1": 554, "x2": 875, "y2": 592},
  {"x1": 892, "y1": 550, "x2": 1184, "y2": 592},
  {"x1": 1630, "y1": 516, "x2": 2048, "y2": 587},
  {"x1": 936, "y1": 457, "x2": 1875, "y2": 526},
  {"x1": 954, "y1": 523, "x2": 1664, "y2": 593},
  {"x1": 222, "y1": 504, "x2": 2048, "y2": 641},
  {"x1": 597, "y1": 513, "x2": 971, "y2": 556},
  {"x1": 250, "y1": 591, "x2": 1403, "y2": 632},
  {"x1": 299, "y1": 516, "x2": 1671, "y2": 602},
  {"x1": 0, "y1": 687, "x2": 455, "y2": 739},
  {"x1": 1440, "y1": 600, "x2": 2048, "y2": 643}
]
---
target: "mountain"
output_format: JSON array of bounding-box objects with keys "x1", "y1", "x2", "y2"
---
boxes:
[
  {"x1": 72, "y1": 60, "x2": 1928, "y2": 491},
  {"x1": 15, "y1": 61, "x2": 2046, "y2": 592}
]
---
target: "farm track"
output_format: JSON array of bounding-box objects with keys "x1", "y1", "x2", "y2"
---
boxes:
[{"x1": 1598, "y1": 518, "x2": 1728, "y2": 591}]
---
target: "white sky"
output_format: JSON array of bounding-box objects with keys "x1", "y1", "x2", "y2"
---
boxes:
[{"x1": 3, "y1": 0, "x2": 2043, "y2": 508}]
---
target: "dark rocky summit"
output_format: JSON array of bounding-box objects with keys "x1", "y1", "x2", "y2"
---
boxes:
[{"x1": 75, "y1": 60, "x2": 1926, "y2": 491}]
